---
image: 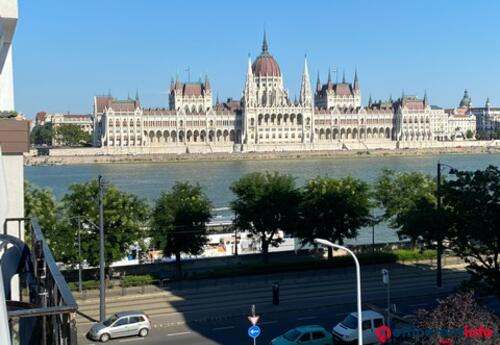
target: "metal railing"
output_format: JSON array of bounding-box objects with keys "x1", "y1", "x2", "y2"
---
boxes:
[{"x1": 4, "y1": 218, "x2": 79, "y2": 345}]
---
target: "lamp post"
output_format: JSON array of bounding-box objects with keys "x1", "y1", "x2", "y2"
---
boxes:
[
  {"x1": 314, "y1": 238, "x2": 363, "y2": 345},
  {"x1": 98, "y1": 175, "x2": 106, "y2": 322},
  {"x1": 436, "y1": 162, "x2": 455, "y2": 288}
]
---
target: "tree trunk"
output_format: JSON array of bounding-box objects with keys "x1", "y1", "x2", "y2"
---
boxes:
[
  {"x1": 175, "y1": 252, "x2": 182, "y2": 279},
  {"x1": 327, "y1": 246, "x2": 333, "y2": 260},
  {"x1": 262, "y1": 239, "x2": 269, "y2": 264}
]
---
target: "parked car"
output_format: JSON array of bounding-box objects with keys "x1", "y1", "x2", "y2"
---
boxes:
[
  {"x1": 270, "y1": 325, "x2": 334, "y2": 345},
  {"x1": 87, "y1": 311, "x2": 151, "y2": 342},
  {"x1": 332, "y1": 310, "x2": 385, "y2": 344}
]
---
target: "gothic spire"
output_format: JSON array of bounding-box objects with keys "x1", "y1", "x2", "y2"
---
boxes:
[
  {"x1": 135, "y1": 89, "x2": 139, "y2": 101},
  {"x1": 423, "y1": 90, "x2": 428, "y2": 106},
  {"x1": 204, "y1": 74, "x2": 211, "y2": 89},
  {"x1": 368, "y1": 94, "x2": 373, "y2": 107},
  {"x1": 353, "y1": 68, "x2": 359, "y2": 91},
  {"x1": 327, "y1": 68, "x2": 332, "y2": 83},
  {"x1": 300, "y1": 55, "x2": 312, "y2": 107},
  {"x1": 262, "y1": 30, "x2": 268, "y2": 53},
  {"x1": 342, "y1": 70, "x2": 346, "y2": 84},
  {"x1": 316, "y1": 71, "x2": 321, "y2": 92}
]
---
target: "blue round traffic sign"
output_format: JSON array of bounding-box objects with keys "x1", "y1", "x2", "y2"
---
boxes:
[{"x1": 248, "y1": 325, "x2": 261, "y2": 338}]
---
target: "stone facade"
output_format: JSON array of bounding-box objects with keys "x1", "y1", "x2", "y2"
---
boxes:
[{"x1": 93, "y1": 34, "x2": 479, "y2": 153}]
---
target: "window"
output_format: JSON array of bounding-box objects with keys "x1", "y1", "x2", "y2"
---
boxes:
[
  {"x1": 129, "y1": 316, "x2": 144, "y2": 324},
  {"x1": 374, "y1": 319, "x2": 384, "y2": 328},
  {"x1": 113, "y1": 317, "x2": 128, "y2": 327},
  {"x1": 299, "y1": 333, "x2": 311, "y2": 342},
  {"x1": 312, "y1": 331, "x2": 325, "y2": 340},
  {"x1": 362, "y1": 320, "x2": 371, "y2": 330}
]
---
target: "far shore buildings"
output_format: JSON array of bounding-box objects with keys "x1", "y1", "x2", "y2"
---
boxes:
[
  {"x1": 35, "y1": 111, "x2": 93, "y2": 145},
  {"x1": 41, "y1": 34, "x2": 498, "y2": 153}
]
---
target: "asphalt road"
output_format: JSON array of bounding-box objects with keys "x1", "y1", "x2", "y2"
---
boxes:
[{"x1": 78, "y1": 293, "x2": 447, "y2": 345}]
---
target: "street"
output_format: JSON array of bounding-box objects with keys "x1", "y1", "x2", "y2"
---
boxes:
[{"x1": 76, "y1": 262, "x2": 472, "y2": 344}]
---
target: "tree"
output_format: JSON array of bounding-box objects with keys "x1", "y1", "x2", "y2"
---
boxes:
[
  {"x1": 55, "y1": 124, "x2": 90, "y2": 146},
  {"x1": 58, "y1": 179, "x2": 149, "y2": 268},
  {"x1": 443, "y1": 166, "x2": 500, "y2": 296},
  {"x1": 374, "y1": 169, "x2": 437, "y2": 244},
  {"x1": 24, "y1": 181, "x2": 58, "y2": 243},
  {"x1": 31, "y1": 124, "x2": 53, "y2": 146},
  {"x1": 465, "y1": 129, "x2": 474, "y2": 139},
  {"x1": 230, "y1": 172, "x2": 301, "y2": 263},
  {"x1": 150, "y1": 182, "x2": 212, "y2": 277},
  {"x1": 411, "y1": 291, "x2": 499, "y2": 345},
  {"x1": 298, "y1": 176, "x2": 371, "y2": 259}
]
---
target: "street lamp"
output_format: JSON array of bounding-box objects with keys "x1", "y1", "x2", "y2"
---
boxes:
[
  {"x1": 314, "y1": 238, "x2": 363, "y2": 345},
  {"x1": 436, "y1": 162, "x2": 456, "y2": 288}
]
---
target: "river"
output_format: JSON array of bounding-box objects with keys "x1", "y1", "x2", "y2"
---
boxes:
[{"x1": 25, "y1": 153, "x2": 500, "y2": 245}]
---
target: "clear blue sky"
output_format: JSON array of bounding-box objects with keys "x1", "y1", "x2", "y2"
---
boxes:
[{"x1": 13, "y1": 0, "x2": 500, "y2": 118}]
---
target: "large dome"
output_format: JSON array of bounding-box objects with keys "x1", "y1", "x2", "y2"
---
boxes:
[{"x1": 252, "y1": 33, "x2": 281, "y2": 77}]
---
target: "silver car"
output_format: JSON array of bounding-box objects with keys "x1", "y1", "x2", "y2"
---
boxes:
[{"x1": 87, "y1": 311, "x2": 151, "y2": 342}]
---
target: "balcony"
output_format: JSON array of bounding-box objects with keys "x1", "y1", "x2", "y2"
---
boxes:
[{"x1": 2, "y1": 218, "x2": 79, "y2": 345}]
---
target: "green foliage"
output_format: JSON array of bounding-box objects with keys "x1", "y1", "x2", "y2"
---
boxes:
[
  {"x1": 58, "y1": 179, "x2": 149, "y2": 267},
  {"x1": 443, "y1": 165, "x2": 500, "y2": 296},
  {"x1": 24, "y1": 181, "x2": 58, "y2": 243},
  {"x1": 465, "y1": 129, "x2": 474, "y2": 139},
  {"x1": 150, "y1": 182, "x2": 212, "y2": 274},
  {"x1": 476, "y1": 128, "x2": 500, "y2": 140},
  {"x1": 298, "y1": 176, "x2": 372, "y2": 258},
  {"x1": 119, "y1": 275, "x2": 155, "y2": 287},
  {"x1": 31, "y1": 124, "x2": 53, "y2": 145},
  {"x1": 68, "y1": 280, "x2": 114, "y2": 291},
  {"x1": 393, "y1": 249, "x2": 437, "y2": 261},
  {"x1": 0, "y1": 111, "x2": 18, "y2": 118},
  {"x1": 230, "y1": 172, "x2": 301, "y2": 262},
  {"x1": 374, "y1": 169, "x2": 437, "y2": 242},
  {"x1": 55, "y1": 124, "x2": 90, "y2": 146}
]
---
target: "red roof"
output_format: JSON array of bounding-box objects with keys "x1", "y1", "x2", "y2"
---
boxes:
[
  {"x1": 335, "y1": 83, "x2": 353, "y2": 96},
  {"x1": 95, "y1": 96, "x2": 112, "y2": 114},
  {"x1": 252, "y1": 52, "x2": 281, "y2": 77}
]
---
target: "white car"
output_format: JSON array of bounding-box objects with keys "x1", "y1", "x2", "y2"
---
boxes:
[{"x1": 332, "y1": 310, "x2": 385, "y2": 344}]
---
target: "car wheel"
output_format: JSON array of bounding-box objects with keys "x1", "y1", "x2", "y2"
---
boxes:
[
  {"x1": 99, "y1": 333, "x2": 110, "y2": 343},
  {"x1": 139, "y1": 328, "x2": 149, "y2": 337}
]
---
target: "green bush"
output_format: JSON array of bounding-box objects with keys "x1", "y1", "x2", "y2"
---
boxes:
[
  {"x1": 119, "y1": 275, "x2": 155, "y2": 287},
  {"x1": 68, "y1": 280, "x2": 114, "y2": 291},
  {"x1": 393, "y1": 249, "x2": 437, "y2": 261}
]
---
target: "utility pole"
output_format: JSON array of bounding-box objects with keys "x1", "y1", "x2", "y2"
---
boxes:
[
  {"x1": 98, "y1": 175, "x2": 106, "y2": 321},
  {"x1": 78, "y1": 218, "x2": 82, "y2": 293},
  {"x1": 436, "y1": 163, "x2": 442, "y2": 288}
]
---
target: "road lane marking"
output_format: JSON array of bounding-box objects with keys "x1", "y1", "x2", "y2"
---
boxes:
[
  {"x1": 297, "y1": 316, "x2": 317, "y2": 321},
  {"x1": 259, "y1": 320, "x2": 278, "y2": 325},
  {"x1": 213, "y1": 326, "x2": 236, "y2": 331},
  {"x1": 168, "y1": 331, "x2": 192, "y2": 337},
  {"x1": 118, "y1": 339, "x2": 143, "y2": 343}
]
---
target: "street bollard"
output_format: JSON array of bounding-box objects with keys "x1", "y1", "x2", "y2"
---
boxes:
[{"x1": 272, "y1": 282, "x2": 280, "y2": 306}]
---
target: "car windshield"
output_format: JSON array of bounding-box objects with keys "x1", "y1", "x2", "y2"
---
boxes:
[
  {"x1": 342, "y1": 315, "x2": 358, "y2": 329},
  {"x1": 283, "y1": 329, "x2": 301, "y2": 341},
  {"x1": 102, "y1": 314, "x2": 119, "y2": 327}
]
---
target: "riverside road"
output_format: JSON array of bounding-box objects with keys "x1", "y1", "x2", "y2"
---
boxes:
[{"x1": 76, "y1": 261, "x2": 476, "y2": 345}]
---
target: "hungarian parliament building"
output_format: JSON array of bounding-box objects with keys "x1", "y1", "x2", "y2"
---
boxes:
[{"x1": 91, "y1": 34, "x2": 492, "y2": 154}]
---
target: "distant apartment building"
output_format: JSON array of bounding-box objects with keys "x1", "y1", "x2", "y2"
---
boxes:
[{"x1": 35, "y1": 111, "x2": 93, "y2": 144}]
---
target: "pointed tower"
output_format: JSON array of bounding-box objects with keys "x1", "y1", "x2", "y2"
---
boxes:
[
  {"x1": 342, "y1": 70, "x2": 346, "y2": 84},
  {"x1": 204, "y1": 75, "x2": 211, "y2": 90},
  {"x1": 135, "y1": 89, "x2": 139, "y2": 101},
  {"x1": 170, "y1": 77, "x2": 175, "y2": 91},
  {"x1": 300, "y1": 56, "x2": 312, "y2": 107},
  {"x1": 316, "y1": 71, "x2": 321, "y2": 93},
  {"x1": 262, "y1": 30, "x2": 268, "y2": 53},
  {"x1": 368, "y1": 94, "x2": 373, "y2": 108},
  {"x1": 327, "y1": 68, "x2": 333, "y2": 91},
  {"x1": 423, "y1": 90, "x2": 428, "y2": 107},
  {"x1": 243, "y1": 55, "x2": 257, "y2": 107},
  {"x1": 353, "y1": 68, "x2": 359, "y2": 92},
  {"x1": 486, "y1": 97, "x2": 491, "y2": 109}
]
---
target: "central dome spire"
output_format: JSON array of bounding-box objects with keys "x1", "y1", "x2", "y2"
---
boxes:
[{"x1": 262, "y1": 30, "x2": 268, "y2": 53}]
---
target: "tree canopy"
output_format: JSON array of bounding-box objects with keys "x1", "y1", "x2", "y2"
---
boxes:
[
  {"x1": 58, "y1": 179, "x2": 149, "y2": 267},
  {"x1": 31, "y1": 124, "x2": 53, "y2": 146},
  {"x1": 230, "y1": 172, "x2": 301, "y2": 262},
  {"x1": 374, "y1": 169, "x2": 437, "y2": 243},
  {"x1": 298, "y1": 176, "x2": 372, "y2": 258},
  {"x1": 55, "y1": 124, "x2": 90, "y2": 146},
  {"x1": 150, "y1": 182, "x2": 212, "y2": 276},
  {"x1": 24, "y1": 181, "x2": 58, "y2": 243},
  {"x1": 443, "y1": 165, "x2": 500, "y2": 295}
]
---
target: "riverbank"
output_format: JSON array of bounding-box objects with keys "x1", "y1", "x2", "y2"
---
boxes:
[{"x1": 24, "y1": 144, "x2": 500, "y2": 166}]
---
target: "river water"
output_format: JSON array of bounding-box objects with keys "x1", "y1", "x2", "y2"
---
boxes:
[{"x1": 25, "y1": 153, "x2": 500, "y2": 245}]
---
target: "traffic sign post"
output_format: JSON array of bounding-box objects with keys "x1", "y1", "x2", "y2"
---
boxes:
[{"x1": 248, "y1": 325, "x2": 261, "y2": 345}]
